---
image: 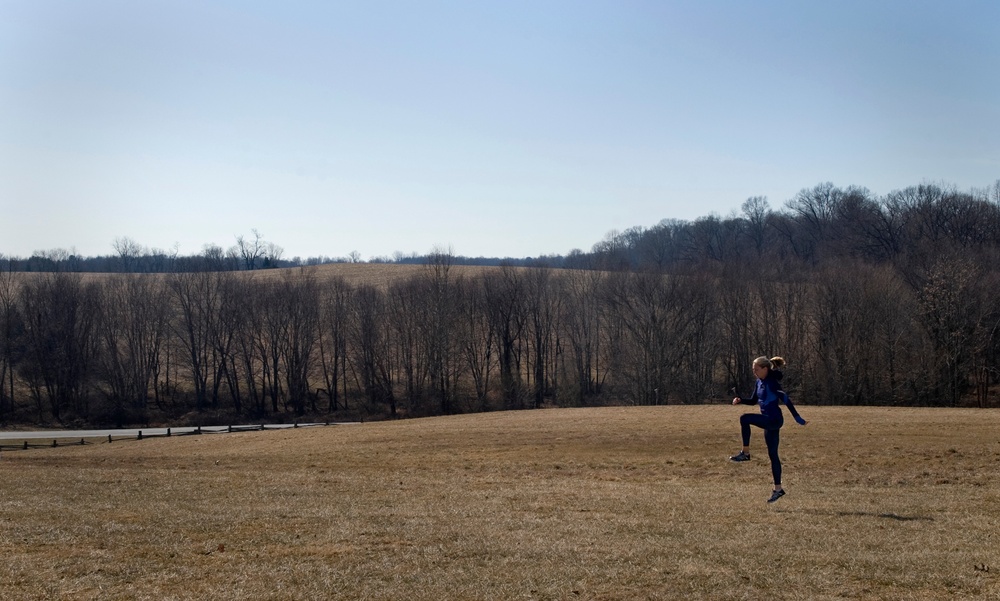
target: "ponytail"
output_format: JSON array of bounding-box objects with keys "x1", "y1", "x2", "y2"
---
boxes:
[{"x1": 753, "y1": 356, "x2": 787, "y2": 370}]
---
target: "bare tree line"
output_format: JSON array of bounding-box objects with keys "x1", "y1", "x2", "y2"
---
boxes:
[
  {"x1": 0, "y1": 259, "x2": 996, "y2": 426},
  {"x1": 1, "y1": 181, "x2": 999, "y2": 424},
  {"x1": 585, "y1": 182, "x2": 1000, "y2": 273},
  {"x1": 583, "y1": 181, "x2": 1000, "y2": 408},
  {"x1": 4, "y1": 228, "x2": 550, "y2": 274}
]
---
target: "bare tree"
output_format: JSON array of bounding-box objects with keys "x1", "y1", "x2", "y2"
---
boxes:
[
  {"x1": 168, "y1": 271, "x2": 223, "y2": 410},
  {"x1": 318, "y1": 277, "x2": 352, "y2": 412},
  {"x1": 591, "y1": 229, "x2": 633, "y2": 271},
  {"x1": 257, "y1": 280, "x2": 287, "y2": 413},
  {"x1": 350, "y1": 284, "x2": 396, "y2": 415},
  {"x1": 201, "y1": 244, "x2": 228, "y2": 271},
  {"x1": 388, "y1": 276, "x2": 431, "y2": 414},
  {"x1": 95, "y1": 275, "x2": 170, "y2": 425},
  {"x1": 524, "y1": 266, "x2": 561, "y2": 408},
  {"x1": 786, "y1": 183, "x2": 842, "y2": 242},
  {"x1": 113, "y1": 237, "x2": 146, "y2": 273},
  {"x1": 231, "y1": 276, "x2": 266, "y2": 415},
  {"x1": 602, "y1": 272, "x2": 667, "y2": 405},
  {"x1": 559, "y1": 269, "x2": 606, "y2": 405},
  {"x1": 276, "y1": 273, "x2": 321, "y2": 415},
  {"x1": 425, "y1": 249, "x2": 464, "y2": 414},
  {"x1": 859, "y1": 191, "x2": 909, "y2": 262},
  {"x1": 209, "y1": 273, "x2": 244, "y2": 411},
  {"x1": 18, "y1": 273, "x2": 100, "y2": 421},
  {"x1": 866, "y1": 266, "x2": 920, "y2": 405},
  {"x1": 741, "y1": 196, "x2": 771, "y2": 257},
  {"x1": 674, "y1": 272, "x2": 721, "y2": 403},
  {"x1": 319, "y1": 277, "x2": 353, "y2": 411},
  {"x1": 457, "y1": 276, "x2": 495, "y2": 410},
  {"x1": 0, "y1": 267, "x2": 21, "y2": 416},
  {"x1": 687, "y1": 215, "x2": 740, "y2": 267},
  {"x1": 917, "y1": 257, "x2": 987, "y2": 406},
  {"x1": 636, "y1": 219, "x2": 688, "y2": 271},
  {"x1": 263, "y1": 242, "x2": 285, "y2": 268},
  {"x1": 235, "y1": 229, "x2": 266, "y2": 271},
  {"x1": 483, "y1": 265, "x2": 527, "y2": 409}
]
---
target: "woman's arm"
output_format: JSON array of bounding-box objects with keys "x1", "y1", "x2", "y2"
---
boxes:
[
  {"x1": 731, "y1": 386, "x2": 758, "y2": 405},
  {"x1": 781, "y1": 392, "x2": 807, "y2": 425}
]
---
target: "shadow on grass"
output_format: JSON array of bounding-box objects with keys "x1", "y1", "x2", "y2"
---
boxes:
[{"x1": 776, "y1": 509, "x2": 934, "y2": 522}]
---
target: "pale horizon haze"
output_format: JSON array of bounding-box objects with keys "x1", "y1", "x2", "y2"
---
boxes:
[{"x1": 2, "y1": 1, "x2": 998, "y2": 261}]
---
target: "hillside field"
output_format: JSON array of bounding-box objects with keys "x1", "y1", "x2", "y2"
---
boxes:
[
  {"x1": 39, "y1": 262, "x2": 506, "y2": 287},
  {"x1": 1, "y1": 406, "x2": 998, "y2": 600}
]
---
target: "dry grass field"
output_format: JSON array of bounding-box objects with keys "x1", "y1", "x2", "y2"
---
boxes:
[
  {"x1": 209, "y1": 262, "x2": 504, "y2": 288},
  {"x1": 14, "y1": 262, "x2": 504, "y2": 287},
  {"x1": 1, "y1": 406, "x2": 998, "y2": 600}
]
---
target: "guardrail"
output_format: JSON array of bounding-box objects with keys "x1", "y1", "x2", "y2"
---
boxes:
[{"x1": 0, "y1": 421, "x2": 359, "y2": 454}]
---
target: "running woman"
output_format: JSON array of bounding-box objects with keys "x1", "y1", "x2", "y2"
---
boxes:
[{"x1": 730, "y1": 356, "x2": 807, "y2": 503}]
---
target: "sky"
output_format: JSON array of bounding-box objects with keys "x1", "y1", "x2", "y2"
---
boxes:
[{"x1": 2, "y1": 0, "x2": 998, "y2": 261}]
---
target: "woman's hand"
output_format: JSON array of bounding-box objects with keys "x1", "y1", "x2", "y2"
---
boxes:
[{"x1": 732, "y1": 397, "x2": 741, "y2": 405}]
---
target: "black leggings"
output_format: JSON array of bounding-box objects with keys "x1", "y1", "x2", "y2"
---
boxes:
[{"x1": 740, "y1": 413, "x2": 782, "y2": 485}]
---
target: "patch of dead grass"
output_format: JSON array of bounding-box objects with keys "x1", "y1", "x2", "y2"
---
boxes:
[
  {"x1": 236, "y1": 263, "x2": 506, "y2": 289},
  {"x1": 2, "y1": 406, "x2": 999, "y2": 600},
  {"x1": 7, "y1": 263, "x2": 507, "y2": 290}
]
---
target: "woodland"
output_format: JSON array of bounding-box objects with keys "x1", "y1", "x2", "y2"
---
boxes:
[{"x1": 2, "y1": 181, "x2": 1000, "y2": 426}]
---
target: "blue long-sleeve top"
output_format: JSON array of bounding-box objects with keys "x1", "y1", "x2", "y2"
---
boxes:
[{"x1": 738, "y1": 370, "x2": 804, "y2": 424}]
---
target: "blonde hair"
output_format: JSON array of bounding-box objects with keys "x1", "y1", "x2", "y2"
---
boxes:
[{"x1": 753, "y1": 356, "x2": 785, "y2": 370}]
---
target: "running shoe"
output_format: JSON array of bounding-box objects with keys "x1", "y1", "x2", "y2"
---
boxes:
[
  {"x1": 729, "y1": 451, "x2": 751, "y2": 462},
  {"x1": 767, "y1": 489, "x2": 786, "y2": 503}
]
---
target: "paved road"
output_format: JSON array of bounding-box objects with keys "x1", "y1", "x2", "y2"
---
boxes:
[{"x1": 0, "y1": 423, "x2": 354, "y2": 440}]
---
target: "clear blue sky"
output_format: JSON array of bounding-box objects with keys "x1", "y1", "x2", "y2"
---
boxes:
[{"x1": 2, "y1": 0, "x2": 998, "y2": 261}]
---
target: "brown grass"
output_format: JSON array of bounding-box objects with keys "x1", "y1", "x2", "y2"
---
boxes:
[
  {"x1": 8, "y1": 262, "x2": 507, "y2": 288},
  {"x1": 249, "y1": 262, "x2": 515, "y2": 288},
  {"x1": 263, "y1": 262, "x2": 510, "y2": 288},
  {"x1": 1, "y1": 406, "x2": 998, "y2": 600}
]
